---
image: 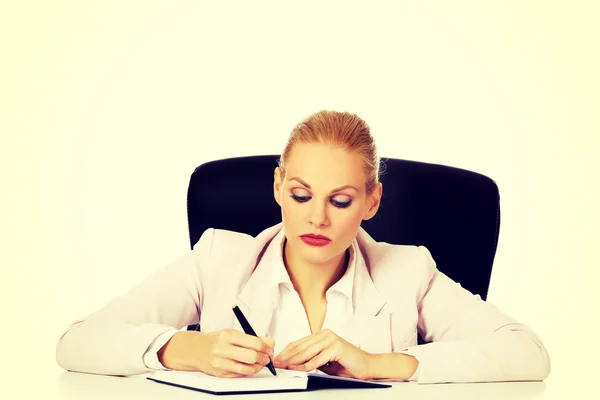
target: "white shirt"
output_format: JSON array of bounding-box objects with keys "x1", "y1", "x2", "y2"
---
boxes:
[{"x1": 265, "y1": 228, "x2": 358, "y2": 356}]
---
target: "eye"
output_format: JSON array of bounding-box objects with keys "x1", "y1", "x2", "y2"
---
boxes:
[
  {"x1": 331, "y1": 199, "x2": 352, "y2": 208},
  {"x1": 291, "y1": 194, "x2": 310, "y2": 203},
  {"x1": 290, "y1": 191, "x2": 352, "y2": 208}
]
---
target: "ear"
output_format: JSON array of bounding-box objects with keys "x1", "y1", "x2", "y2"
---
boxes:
[
  {"x1": 363, "y1": 182, "x2": 382, "y2": 221},
  {"x1": 273, "y1": 167, "x2": 283, "y2": 206}
]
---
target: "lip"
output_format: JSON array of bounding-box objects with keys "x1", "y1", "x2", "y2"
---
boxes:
[
  {"x1": 301, "y1": 234, "x2": 331, "y2": 240},
  {"x1": 300, "y1": 234, "x2": 331, "y2": 247}
]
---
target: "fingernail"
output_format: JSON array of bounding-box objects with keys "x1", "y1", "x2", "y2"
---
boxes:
[{"x1": 262, "y1": 355, "x2": 270, "y2": 365}]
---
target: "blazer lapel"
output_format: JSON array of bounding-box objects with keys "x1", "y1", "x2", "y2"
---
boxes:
[
  {"x1": 234, "y1": 224, "x2": 284, "y2": 337},
  {"x1": 235, "y1": 260, "x2": 278, "y2": 337},
  {"x1": 352, "y1": 232, "x2": 393, "y2": 354},
  {"x1": 201, "y1": 224, "x2": 282, "y2": 335}
]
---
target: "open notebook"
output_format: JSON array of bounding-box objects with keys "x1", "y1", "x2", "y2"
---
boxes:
[{"x1": 147, "y1": 368, "x2": 391, "y2": 395}]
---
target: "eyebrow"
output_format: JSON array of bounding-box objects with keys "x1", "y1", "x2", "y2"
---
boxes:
[{"x1": 288, "y1": 177, "x2": 359, "y2": 193}]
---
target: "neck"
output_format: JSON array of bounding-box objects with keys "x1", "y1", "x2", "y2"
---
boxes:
[{"x1": 283, "y1": 238, "x2": 349, "y2": 300}]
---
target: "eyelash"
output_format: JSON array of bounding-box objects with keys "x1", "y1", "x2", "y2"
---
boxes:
[{"x1": 290, "y1": 194, "x2": 352, "y2": 209}]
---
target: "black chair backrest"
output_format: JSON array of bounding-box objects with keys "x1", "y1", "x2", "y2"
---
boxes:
[{"x1": 187, "y1": 155, "x2": 500, "y2": 301}]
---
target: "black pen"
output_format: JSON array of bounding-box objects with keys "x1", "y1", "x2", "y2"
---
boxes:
[{"x1": 232, "y1": 305, "x2": 277, "y2": 376}]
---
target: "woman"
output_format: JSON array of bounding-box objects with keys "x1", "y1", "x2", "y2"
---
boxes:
[{"x1": 56, "y1": 110, "x2": 551, "y2": 383}]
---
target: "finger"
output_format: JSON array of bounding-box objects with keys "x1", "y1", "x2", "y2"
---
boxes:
[
  {"x1": 217, "y1": 343, "x2": 271, "y2": 366},
  {"x1": 292, "y1": 347, "x2": 336, "y2": 372},
  {"x1": 212, "y1": 369, "x2": 246, "y2": 379},
  {"x1": 260, "y1": 337, "x2": 275, "y2": 358},
  {"x1": 289, "y1": 331, "x2": 333, "y2": 356},
  {"x1": 275, "y1": 331, "x2": 326, "y2": 362},
  {"x1": 224, "y1": 330, "x2": 271, "y2": 354},
  {"x1": 210, "y1": 357, "x2": 265, "y2": 377},
  {"x1": 285, "y1": 337, "x2": 334, "y2": 366},
  {"x1": 319, "y1": 362, "x2": 352, "y2": 377},
  {"x1": 274, "y1": 338, "x2": 310, "y2": 362},
  {"x1": 278, "y1": 331, "x2": 337, "y2": 366}
]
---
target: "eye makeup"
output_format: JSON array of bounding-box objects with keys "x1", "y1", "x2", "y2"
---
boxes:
[
  {"x1": 291, "y1": 194, "x2": 310, "y2": 203},
  {"x1": 331, "y1": 198, "x2": 352, "y2": 208},
  {"x1": 290, "y1": 193, "x2": 353, "y2": 209}
]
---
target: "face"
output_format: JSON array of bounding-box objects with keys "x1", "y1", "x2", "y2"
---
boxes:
[{"x1": 273, "y1": 142, "x2": 382, "y2": 266}]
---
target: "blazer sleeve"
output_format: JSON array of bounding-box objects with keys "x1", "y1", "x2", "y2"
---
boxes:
[
  {"x1": 55, "y1": 228, "x2": 215, "y2": 376},
  {"x1": 397, "y1": 246, "x2": 551, "y2": 384}
]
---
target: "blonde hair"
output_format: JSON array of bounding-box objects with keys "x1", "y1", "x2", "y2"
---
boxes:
[{"x1": 279, "y1": 110, "x2": 381, "y2": 194}]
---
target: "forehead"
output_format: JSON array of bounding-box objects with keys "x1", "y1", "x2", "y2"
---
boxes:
[{"x1": 284, "y1": 142, "x2": 366, "y2": 188}]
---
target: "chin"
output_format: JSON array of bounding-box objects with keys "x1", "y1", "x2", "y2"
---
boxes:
[
  {"x1": 301, "y1": 248, "x2": 339, "y2": 264},
  {"x1": 302, "y1": 254, "x2": 334, "y2": 265}
]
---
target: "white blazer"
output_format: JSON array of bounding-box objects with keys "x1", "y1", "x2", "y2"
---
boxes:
[{"x1": 56, "y1": 223, "x2": 550, "y2": 383}]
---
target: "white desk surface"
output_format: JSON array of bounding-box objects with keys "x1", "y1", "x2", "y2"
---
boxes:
[{"x1": 45, "y1": 370, "x2": 564, "y2": 400}]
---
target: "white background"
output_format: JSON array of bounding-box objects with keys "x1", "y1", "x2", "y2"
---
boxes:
[{"x1": 2, "y1": 0, "x2": 598, "y2": 396}]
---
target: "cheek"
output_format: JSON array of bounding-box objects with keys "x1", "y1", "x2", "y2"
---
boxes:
[
  {"x1": 281, "y1": 198, "x2": 301, "y2": 224},
  {"x1": 334, "y1": 207, "x2": 364, "y2": 232},
  {"x1": 342, "y1": 204, "x2": 364, "y2": 223}
]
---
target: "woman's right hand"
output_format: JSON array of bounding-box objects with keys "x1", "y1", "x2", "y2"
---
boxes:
[{"x1": 157, "y1": 329, "x2": 275, "y2": 378}]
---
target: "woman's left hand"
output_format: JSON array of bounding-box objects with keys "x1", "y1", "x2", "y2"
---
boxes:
[{"x1": 272, "y1": 329, "x2": 373, "y2": 380}]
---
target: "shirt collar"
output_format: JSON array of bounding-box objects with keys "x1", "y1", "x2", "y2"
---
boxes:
[
  {"x1": 268, "y1": 228, "x2": 357, "y2": 299},
  {"x1": 328, "y1": 242, "x2": 356, "y2": 299},
  {"x1": 271, "y1": 229, "x2": 292, "y2": 289}
]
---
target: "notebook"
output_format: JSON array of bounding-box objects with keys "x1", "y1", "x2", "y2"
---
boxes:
[{"x1": 147, "y1": 367, "x2": 391, "y2": 395}]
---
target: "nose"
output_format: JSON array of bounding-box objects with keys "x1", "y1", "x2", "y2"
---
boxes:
[{"x1": 308, "y1": 199, "x2": 329, "y2": 227}]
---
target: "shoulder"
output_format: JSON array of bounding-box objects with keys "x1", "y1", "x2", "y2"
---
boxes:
[
  {"x1": 190, "y1": 224, "x2": 280, "y2": 276},
  {"x1": 192, "y1": 227, "x2": 257, "y2": 263},
  {"x1": 193, "y1": 227, "x2": 255, "y2": 251},
  {"x1": 358, "y1": 232, "x2": 437, "y2": 302}
]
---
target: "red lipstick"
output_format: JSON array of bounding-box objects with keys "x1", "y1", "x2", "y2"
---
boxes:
[{"x1": 300, "y1": 234, "x2": 331, "y2": 247}]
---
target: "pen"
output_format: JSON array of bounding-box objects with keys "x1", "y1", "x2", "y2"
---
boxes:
[{"x1": 232, "y1": 305, "x2": 277, "y2": 376}]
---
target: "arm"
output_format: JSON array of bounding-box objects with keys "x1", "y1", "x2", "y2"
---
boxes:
[
  {"x1": 391, "y1": 246, "x2": 551, "y2": 384},
  {"x1": 55, "y1": 228, "x2": 215, "y2": 376}
]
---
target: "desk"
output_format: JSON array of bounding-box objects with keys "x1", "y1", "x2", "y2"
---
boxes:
[{"x1": 51, "y1": 371, "x2": 556, "y2": 400}]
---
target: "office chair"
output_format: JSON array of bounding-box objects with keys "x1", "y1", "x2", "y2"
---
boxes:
[{"x1": 186, "y1": 155, "x2": 501, "y2": 344}]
